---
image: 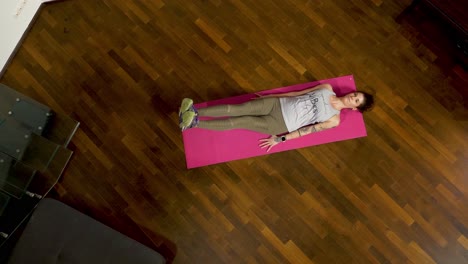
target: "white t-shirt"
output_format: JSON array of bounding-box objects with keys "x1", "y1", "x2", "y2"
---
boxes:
[{"x1": 279, "y1": 88, "x2": 340, "y2": 132}]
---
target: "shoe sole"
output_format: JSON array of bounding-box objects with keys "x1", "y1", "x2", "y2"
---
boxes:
[
  {"x1": 180, "y1": 111, "x2": 196, "y2": 130},
  {"x1": 179, "y1": 98, "x2": 193, "y2": 116}
]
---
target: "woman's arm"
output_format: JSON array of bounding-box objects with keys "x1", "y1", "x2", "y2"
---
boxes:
[
  {"x1": 259, "y1": 114, "x2": 340, "y2": 152},
  {"x1": 257, "y1": 83, "x2": 332, "y2": 98},
  {"x1": 296, "y1": 115, "x2": 340, "y2": 137}
]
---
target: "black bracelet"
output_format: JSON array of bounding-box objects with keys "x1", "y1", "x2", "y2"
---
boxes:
[{"x1": 274, "y1": 136, "x2": 286, "y2": 142}]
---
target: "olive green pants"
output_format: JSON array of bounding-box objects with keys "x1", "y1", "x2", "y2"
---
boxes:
[{"x1": 198, "y1": 97, "x2": 288, "y2": 135}]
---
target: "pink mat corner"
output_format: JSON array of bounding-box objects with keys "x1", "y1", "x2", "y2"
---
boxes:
[{"x1": 182, "y1": 75, "x2": 366, "y2": 168}]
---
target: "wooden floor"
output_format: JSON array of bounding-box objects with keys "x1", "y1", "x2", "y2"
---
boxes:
[{"x1": 1, "y1": 0, "x2": 467, "y2": 263}]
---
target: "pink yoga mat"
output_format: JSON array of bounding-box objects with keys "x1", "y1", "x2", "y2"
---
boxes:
[{"x1": 182, "y1": 75, "x2": 366, "y2": 168}]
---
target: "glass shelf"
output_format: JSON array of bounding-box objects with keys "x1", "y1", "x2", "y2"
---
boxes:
[
  {"x1": 0, "y1": 153, "x2": 37, "y2": 199},
  {"x1": 0, "y1": 192, "x2": 10, "y2": 216},
  {"x1": 0, "y1": 83, "x2": 79, "y2": 252},
  {"x1": 41, "y1": 111, "x2": 80, "y2": 147},
  {"x1": 0, "y1": 120, "x2": 32, "y2": 161},
  {"x1": 27, "y1": 145, "x2": 73, "y2": 198}
]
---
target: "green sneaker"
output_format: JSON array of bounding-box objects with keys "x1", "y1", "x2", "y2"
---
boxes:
[
  {"x1": 179, "y1": 110, "x2": 196, "y2": 131},
  {"x1": 179, "y1": 98, "x2": 193, "y2": 116}
]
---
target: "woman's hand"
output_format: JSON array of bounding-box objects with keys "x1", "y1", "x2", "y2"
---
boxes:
[{"x1": 259, "y1": 135, "x2": 280, "y2": 152}]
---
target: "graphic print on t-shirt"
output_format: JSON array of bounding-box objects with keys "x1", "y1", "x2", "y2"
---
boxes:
[{"x1": 279, "y1": 88, "x2": 340, "y2": 132}]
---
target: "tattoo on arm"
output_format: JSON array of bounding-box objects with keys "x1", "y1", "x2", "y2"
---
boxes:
[
  {"x1": 298, "y1": 123, "x2": 330, "y2": 136},
  {"x1": 315, "y1": 124, "x2": 332, "y2": 131},
  {"x1": 299, "y1": 127, "x2": 308, "y2": 136}
]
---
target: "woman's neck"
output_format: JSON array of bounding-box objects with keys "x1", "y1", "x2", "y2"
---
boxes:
[{"x1": 330, "y1": 95, "x2": 345, "y2": 110}]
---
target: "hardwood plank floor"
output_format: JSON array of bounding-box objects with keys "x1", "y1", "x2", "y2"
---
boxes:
[{"x1": 1, "y1": 0, "x2": 467, "y2": 263}]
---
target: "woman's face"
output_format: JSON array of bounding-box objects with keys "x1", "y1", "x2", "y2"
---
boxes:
[{"x1": 343, "y1": 92, "x2": 364, "y2": 109}]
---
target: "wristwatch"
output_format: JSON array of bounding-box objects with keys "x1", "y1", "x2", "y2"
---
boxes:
[{"x1": 274, "y1": 136, "x2": 287, "y2": 143}]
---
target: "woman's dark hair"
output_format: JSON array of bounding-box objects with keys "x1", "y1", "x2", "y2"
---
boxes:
[{"x1": 357, "y1": 91, "x2": 374, "y2": 113}]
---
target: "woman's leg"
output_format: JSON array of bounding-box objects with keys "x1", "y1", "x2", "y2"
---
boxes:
[
  {"x1": 198, "y1": 98, "x2": 277, "y2": 117},
  {"x1": 197, "y1": 98, "x2": 288, "y2": 135}
]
